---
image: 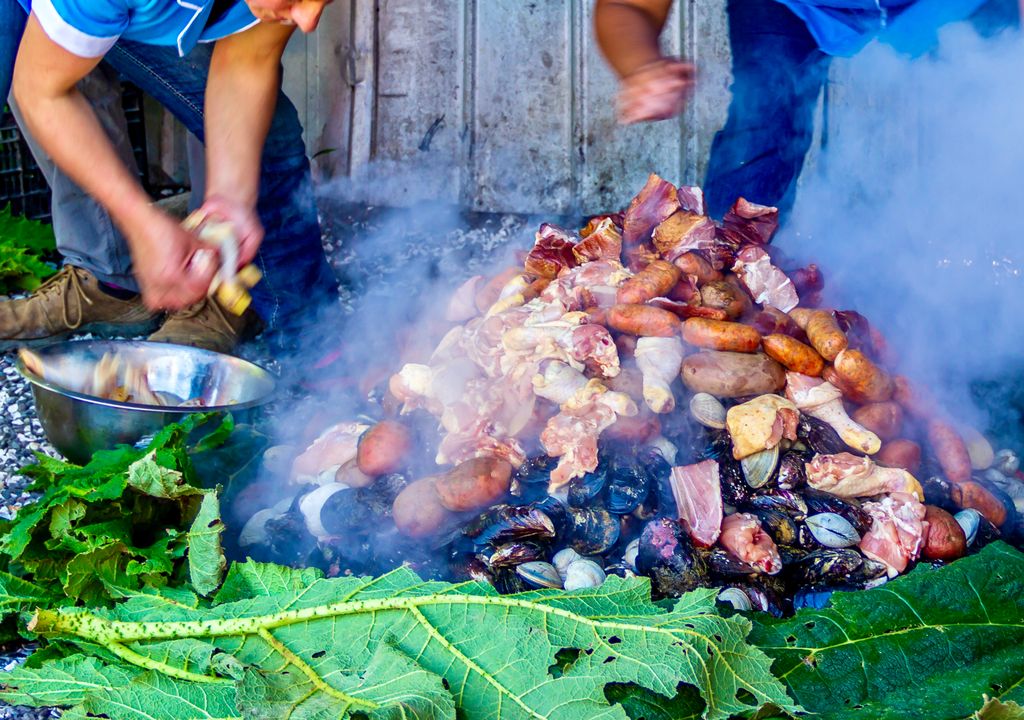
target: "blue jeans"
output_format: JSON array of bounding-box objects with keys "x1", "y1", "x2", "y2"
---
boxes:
[
  {"x1": 105, "y1": 41, "x2": 339, "y2": 345},
  {"x1": 703, "y1": 0, "x2": 831, "y2": 221},
  {"x1": 0, "y1": 0, "x2": 26, "y2": 105}
]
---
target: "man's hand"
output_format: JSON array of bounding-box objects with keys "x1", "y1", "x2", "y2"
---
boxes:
[
  {"x1": 618, "y1": 58, "x2": 695, "y2": 124},
  {"x1": 124, "y1": 205, "x2": 219, "y2": 311},
  {"x1": 197, "y1": 195, "x2": 264, "y2": 267}
]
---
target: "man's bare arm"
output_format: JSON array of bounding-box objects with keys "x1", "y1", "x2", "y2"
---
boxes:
[{"x1": 595, "y1": 0, "x2": 674, "y2": 78}]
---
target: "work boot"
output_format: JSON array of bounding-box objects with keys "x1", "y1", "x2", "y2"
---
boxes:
[
  {"x1": 0, "y1": 265, "x2": 160, "y2": 352},
  {"x1": 148, "y1": 297, "x2": 262, "y2": 354}
]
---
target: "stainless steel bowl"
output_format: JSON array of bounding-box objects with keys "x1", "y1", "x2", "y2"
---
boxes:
[{"x1": 16, "y1": 340, "x2": 277, "y2": 464}]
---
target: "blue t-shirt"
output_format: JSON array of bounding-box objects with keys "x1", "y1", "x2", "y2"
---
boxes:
[
  {"x1": 16, "y1": 0, "x2": 258, "y2": 58},
  {"x1": 776, "y1": 0, "x2": 991, "y2": 56}
]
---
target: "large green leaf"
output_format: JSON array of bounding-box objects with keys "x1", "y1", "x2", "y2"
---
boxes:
[
  {"x1": 22, "y1": 565, "x2": 796, "y2": 720},
  {"x1": 0, "y1": 205, "x2": 57, "y2": 294},
  {"x1": 188, "y1": 494, "x2": 227, "y2": 597},
  {"x1": 750, "y1": 542, "x2": 1024, "y2": 720}
]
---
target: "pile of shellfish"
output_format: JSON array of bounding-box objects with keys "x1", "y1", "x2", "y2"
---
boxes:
[{"x1": 231, "y1": 175, "x2": 1024, "y2": 615}]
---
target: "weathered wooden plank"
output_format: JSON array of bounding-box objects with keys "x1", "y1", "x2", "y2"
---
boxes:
[{"x1": 471, "y1": 0, "x2": 575, "y2": 214}]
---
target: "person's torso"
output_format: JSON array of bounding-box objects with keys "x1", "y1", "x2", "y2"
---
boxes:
[{"x1": 16, "y1": 0, "x2": 258, "y2": 55}]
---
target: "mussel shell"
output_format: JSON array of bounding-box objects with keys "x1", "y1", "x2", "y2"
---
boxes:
[
  {"x1": 488, "y1": 541, "x2": 547, "y2": 569},
  {"x1": 789, "y1": 549, "x2": 885, "y2": 587},
  {"x1": 954, "y1": 508, "x2": 981, "y2": 546},
  {"x1": 746, "y1": 489, "x2": 808, "y2": 518},
  {"x1": 567, "y1": 468, "x2": 608, "y2": 507},
  {"x1": 320, "y1": 487, "x2": 369, "y2": 536},
  {"x1": 464, "y1": 505, "x2": 557, "y2": 546},
  {"x1": 995, "y1": 449, "x2": 1020, "y2": 476},
  {"x1": 707, "y1": 548, "x2": 757, "y2": 577},
  {"x1": 698, "y1": 430, "x2": 735, "y2": 463},
  {"x1": 623, "y1": 538, "x2": 640, "y2": 571},
  {"x1": 805, "y1": 513, "x2": 861, "y2": 548},
  {"x1": 777, "y1": 544, "x2": 811, "y2": 565},
  {"x1": 741, "y1": 445, "x2": 780, "y2": 489},
  {"x1": 690, "y1": 393, "x2": 727, "y2": 430},
  {"x1": 921, "y1": 475, "x2": 955, "y2": 509},
  {"x1": 752, "y1": 508, "x2": 801, "y2": 547},
  {"x1": 605, "y1": 458, "x2": 652, "y2": 515},
  {"x1": 514, "y1": 455, "x2": 558, "y2": 485},
  {"x1": 636, "y1": 518, "x2": 709, "y2": 598},
  {"x1": 717, "y1": 587, "x2": 753, "y2": 612},
  {"x1": 493, "y1": 568, "x2": 530, "y2": 594},
  {"x1": 776, "y1": 451, "x2": 809, "y2": 489},
  {"x1": 719, "y1": 457, "x2": 753, "y2": 506},
  {"x1": 802, "y1": 489, "x2": 872, "y2": 535},
  {"x1": 798, "y1": 415, "x2": 846, "y2": 455},
  {"x1": 516, "y1": 561, "x2": 564, "y2": 589},
  {"x1": 566, "y1": 508, "x2": 621, "y2": 555}
]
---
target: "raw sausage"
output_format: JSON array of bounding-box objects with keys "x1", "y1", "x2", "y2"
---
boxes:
[
  {"x1": 673, "y1": 252, "x2": 721, "y2": 285},
  {"x1": 804, "y1": 310, "x2": 848, "y2": 361},
  {"x1": 607, "y1": 304, "x2": 681, "y2": 337},
  {"x1": 875, "y1": 439, "x2": 922, "y2": 475},
  {"x1": 648, "y1": 298, "x2": 729, "y2": 321},
  {"x1": 833, "y1": 349, "x2": 894, "y2": 403},
  {"x1": 927, "y1": 420, "x2": 973, "y2": 484},
  {"x1": 617, "y1": 259, "x2": 681, "y2": 304},
  {"x1": 762, "y1": 334, "x2": 824, "y2": 376},
  {"x1": 682, "y1": 318, "x2": 761, "y2": 353}
]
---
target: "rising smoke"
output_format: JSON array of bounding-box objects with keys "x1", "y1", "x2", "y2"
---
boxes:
[{"x1": 781, "y1": 24, "x2": 1024, "y2": 438}]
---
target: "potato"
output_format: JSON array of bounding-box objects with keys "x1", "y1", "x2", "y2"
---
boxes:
[
  {"x1": 852, "y1": 402, "x2": 904, "y2": 442},
  {"x1": 357, "y1": 420, "x2": 412, "y2": 477},
  {"x1": 875, "y1": 439, "x2": 922, "y2": 475},
  {"x1": 393, "y1": 477, "x2": 452, "y2": 538},
  {"x1": 434, "y1": 457, "x2": 512, "y2": 513},
  {"x1": 921, "y1": 505, "x2": 967, "y2": 561},
  {"x1": 680, "y1": 351, "x2": 786, "y2": 398},
  {"x1": 335, "y1": 458, "x2": 376, "y2": 488}
]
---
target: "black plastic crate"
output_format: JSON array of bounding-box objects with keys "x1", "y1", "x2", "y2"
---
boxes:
[{"x1": 0, "y1": 81, "x2": 151, "y2": 223}]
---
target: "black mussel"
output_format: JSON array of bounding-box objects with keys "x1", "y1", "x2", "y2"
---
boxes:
[
  {"x1": 776, "y1": 451, "x2": 808, "y2": 490},
  {"x1": 492, "y1": 568, "x2": 530, "y2": 595},
  {"x1": 531, "y1": 496, "x2": 570, "y2": 534},
  {"x1": 463, "y1": 505, "x2": 557, "y2": 546},
  {"x1": 698, "y1": 430, "x2": 735, "y2": 462},
  {"x1": 449, "y1": 553, "x2": 494, "y2": 585},
  {"x1": 605, "y1": 457, "x2": 653, "y2": 515},
  {"x1": 746, "y1": 490, "x2": 808, "y2": 518},
  {"x1": 789, "y1": 549, "x2": 886, "y2": 587},
  {"x1": 567, "y1": 467, "x2": 609, "y2": 507},
  {"x1": 636, "y1": 518, "x2": 709, "y2": 598},
  {"x1": 777, "y1": 544, "x2": 811, "y2": 564},
  {"x1": 973, "y1": 513, "x2": 1002, "y2": 549},
  {"x1": 921, "y1": 475, "x2": 955, "y2": 509},
  {"x1": 515, "y1": 455, "x2": 558, "y2": 485},
  {"x1": 719, "y1": 457, "x2": 753, "y2": 506},
  {"x1": 605, "y1": 563, "x2": 637, "y2": 579},
  {"x1": 743, "y1": 575, "x2": 790, "y2": 617},
  {"x1": 320, "y1": 488, "x2": 370, "y2": 536},
  {"x1": 707, "y1": 548, "x2": 757, "y2": 578},
  {"x1": 262, "y1": 510, "x2": 318, "y2": 567},
  {"x1": 488, "y1": 541, "x2": 547, "y2": 569},
  {"x1": 802, "y1": 489, "x2": 872, "y2": 535},
  {"x1": 566, "y1": 508, "x2": 621, "y2": 555},
  {"x1": 798, "y1": 415, "x2": 846, "y2": 455},
  {"x1": 751, "y1": 508, "x2": 802, "y2": 548},
  {"x1": 638, "y1": 448, "x2": 676, "y2": 517}
]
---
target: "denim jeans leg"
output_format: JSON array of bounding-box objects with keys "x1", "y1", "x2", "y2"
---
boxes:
[
  {"x1": 105, "y1": 41, "x2": 339, "y2": 346},
  {"x1": 11, "y1": 62, "x2": 141, "y2": 290},
  {"x1": 0, "y1": 0, "x2": 25, "y2": 105},
  {"x1": 704, "y1": 0, "x2": 831, "y2": 221}
]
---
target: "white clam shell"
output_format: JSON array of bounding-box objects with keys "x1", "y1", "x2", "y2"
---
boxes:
[
  {"x1": 562, "y1": 559, "x2": 606, "y2": 591},
  {"x1": 805, "y1": 512, "x2": 860, "y2": 548},
  {"x1": 741, "y1": 445, "x2": 780, "y2": 489},
  {"x1": 516, "y1": 561, "x2": 563, "y2": 589},
  {"x1": 553, "y1": 548, "x2": 583, "y2": 579},
  {"x1": 690, "y1": 393, "x2": 727, "y2": 430}
]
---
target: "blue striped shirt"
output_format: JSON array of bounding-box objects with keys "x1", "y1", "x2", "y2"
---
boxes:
[{"x1": 16, "y1": 0, "x2": 258, "y2": 58}]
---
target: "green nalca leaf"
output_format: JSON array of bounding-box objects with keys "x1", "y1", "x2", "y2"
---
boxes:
[
  {"x1": 0, "y1": 205, "x2": 57, "y2": 294},
  {"x1": 17, "y1": 564, "x2": 796, "y2": 720},
  {"x1": 750, "y1": 542, "x2": 1024, "y2": 720}
]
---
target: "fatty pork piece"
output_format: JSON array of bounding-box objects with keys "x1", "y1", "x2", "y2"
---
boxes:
[
  {"x1": 786, "y1": 372, "x2": 881, "y2": 454},
  {"x1": 859, "y1": 492, "x2": 928, "y2": 577},
  {"x1": 725, "y1": 394, "x2": 799, "y2": 460},
  {"x1": 525, "y1": 223, "x2": 578, "y2": 279},
  {"x1": 634, "y1": 337, "x2": 684, "y2": 413},
  {"x1": 651, "y1": 211, "x2": 717, "y2": 263},
  {"x1": 622, "y1": 173, "x2": 680, "y2": 247},
  {"x1": 720, "y1": 198, "x2": 780, "y2": 247},
  {"x1": 291, "y1": 421, "x2": 371, "y2": 484},
  {"x1": 806, "y1": 452, "x2": 923, "y2": 500},
  {"x1": 719, "y1": 513, "x2": 782, "y2": 575},
  {"x1": 573, "y1": 217, "x2": 623, "y2": 263},
  {"x1": 542, "y1": 380, "x2": 638, "y2": 495},
  {"x1": 670, "y1": 460, "x2": 723, "y2": 547},
  {"x1": 732, "y1": 246, "x2": 799, "y2": 313}
]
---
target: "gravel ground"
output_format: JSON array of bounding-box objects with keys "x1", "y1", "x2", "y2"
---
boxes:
[{"x1": 0, "y1": 203, "x2": 537, "y2": 718}]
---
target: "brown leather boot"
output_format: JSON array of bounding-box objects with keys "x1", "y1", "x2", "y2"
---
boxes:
[
  {"x1": 0, "y1": 265, "x2": 161, "y2": 352},
  {"x1": 148, "y1": 297, "x2": 262, "y2": 354}
]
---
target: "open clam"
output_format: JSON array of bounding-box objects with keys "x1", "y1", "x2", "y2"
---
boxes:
[
  {"x1": 717, "y1": 587, "x2": 753, "y2": 612},
  {"x1": 690, "y1": 393, "x2": 727, "y2": 430},
  {"x1": 741, "y1": 445, "x2": 780, "y2": 489}
]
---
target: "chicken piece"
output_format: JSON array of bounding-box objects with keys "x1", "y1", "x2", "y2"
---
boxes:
[
  {"x1": 670, "y1": 460, "x2": 723, "y2": 547},
  {"x1": 634, "y1": 337, "x2": 684, "y2": 414},
  {"x1": 541, "y1": 380, "x2": 638, "y2": 494},
  {"x1": 573, "y1": 218, "x2": 623, "y2": 263},
  {"x1": 502, "y1": 314, "x2": 620, "y2": 379},
  {"x1": 291, "y1": 422, "x2": 371, "y2": 485},
  {"x1": 446, "y1": 276, "x2": 483, "y2": 322},
  {"x1": 725, "y1": 394, "x2": 799, "y2": 460},
  {"x1": 532, "y1": 361, "x2": 588, "y2": 406},
  {"x1": 859, "y1": 492, "x2": 928, "y2": 577},
  {"x1": 719, "y1": 513, "x2": 782, "y2": 575},
  {"x1": 732, "y1": 246, "x2": 799, "y2": 313},
  {"x1": 786, "y1": 372, "x2": 881, "y2": 455},
  {"x1": 806, "y1": 452, "x2": 923, "y2": 499}
]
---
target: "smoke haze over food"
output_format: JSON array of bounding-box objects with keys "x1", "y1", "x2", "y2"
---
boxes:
[{"x1": 780, "y1": 25, "x2": 1024, "y2": 432}]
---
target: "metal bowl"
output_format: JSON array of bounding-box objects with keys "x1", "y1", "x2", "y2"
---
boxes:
[{"x1": 16, "y1": 340, "x2": 277, "y2": 464}]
